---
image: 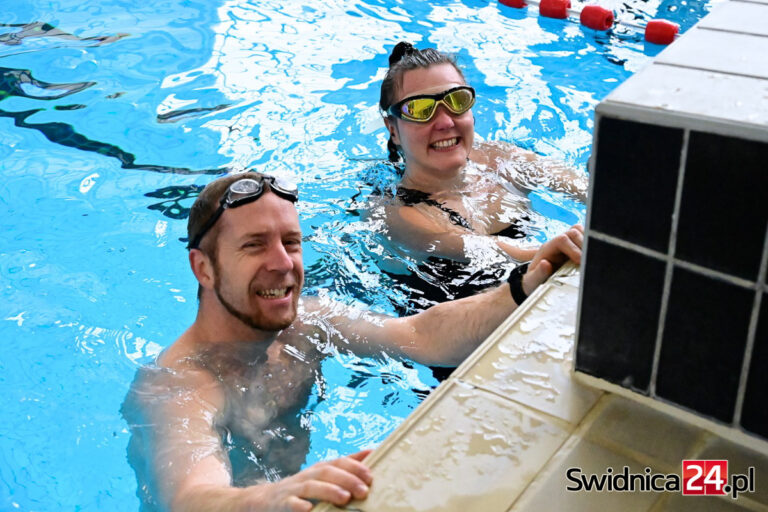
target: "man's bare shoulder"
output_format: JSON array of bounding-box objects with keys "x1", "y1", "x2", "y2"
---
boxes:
[
  {"x1": 157, "y1": 332, "x2": 199, "y2": 370},
  {"x1": 144, "y1": 332, "x2": 227, "y2": 408}
]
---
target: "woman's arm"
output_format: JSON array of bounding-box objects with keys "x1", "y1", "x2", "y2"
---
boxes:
[
  {"x1": 384, "y1": 201, "x2": 538, "y2": 262},
  {"x1": 472, "y1": 141, "x2": 588, "y2": 203}
]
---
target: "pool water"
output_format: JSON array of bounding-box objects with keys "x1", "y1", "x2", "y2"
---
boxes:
[{"x1": 0, "y1": 0, "x2": 716, "y2": 509}]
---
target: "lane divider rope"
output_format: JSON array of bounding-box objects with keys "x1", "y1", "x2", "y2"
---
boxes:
[{"x1": 499, "y1": 0, "x2": 680, "y2": 44}]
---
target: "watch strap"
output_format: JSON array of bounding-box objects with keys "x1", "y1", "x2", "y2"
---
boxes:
[{"x1": 507, "y1": 262, "x2": 530, "y2": 305}]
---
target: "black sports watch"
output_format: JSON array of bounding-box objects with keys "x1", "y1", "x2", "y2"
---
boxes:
[{"x1": 507, "y1": 262, "x2": 530, "y2": 305}]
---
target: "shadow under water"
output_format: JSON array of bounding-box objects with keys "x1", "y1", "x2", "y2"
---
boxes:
[{"x1": 0, "y1": 48, "x2": 229, "y2": 222}]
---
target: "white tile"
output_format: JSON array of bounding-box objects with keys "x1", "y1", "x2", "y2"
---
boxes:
[
  {"x1": 510, "y1": 435, "x2": 662, "y2": 512},
  {"x1": 552, "y1": 263, "x2": 581, "y2": 289},
  {"x1": 698, "y1": 0, "x2": 768, "y2": 36},
  {"x1": 656, "y1": 28, "x2": 768, "y2": 79},
  {"x1": 552, "y1": 272, "x2": 581, "y2": 289},
  {"x1": 355, "y1": 382, "x2": 570, "y2": 512},
  {"x1": 652, "y1": 494, "x2": 754, "y2": 511},
  {"x1": 697, "y1": 436, "x2": 768, "y2": 507},
  {"x1": 458, "y1": 284, "x2": 602, "y2": 426},
  {"x1": 584, "y1": 396, "x2": 707, "y2": 471},
  {"x1": 602, "y1": 64, "x2": 768, "y2": 141}
]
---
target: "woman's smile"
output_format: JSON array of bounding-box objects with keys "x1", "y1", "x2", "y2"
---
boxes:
[{"x1": 430, "y1": 136, "x2": 461, "y2": 150}]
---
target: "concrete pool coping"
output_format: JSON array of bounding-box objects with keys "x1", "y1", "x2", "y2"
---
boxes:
[{"x1": 314, "y1": 264, "x2": 768, "y2": 511}]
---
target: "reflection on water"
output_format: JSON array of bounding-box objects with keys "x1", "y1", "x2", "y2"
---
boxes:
[
  {"x1": 0, "y1": 66, "x2": 94, "y2": 100},
  {"x1": 0, "y1": 21, "x2": 127, "y2": 50},
  {"x1": 156, "y1": 103, "x2": 232, "y2": 124},
  {"x1": 0, "y1": 64, "x2": 225, "y2": 177},
  {"x1": 144, "y1": 184, "x2": 203, "y2": 221}
]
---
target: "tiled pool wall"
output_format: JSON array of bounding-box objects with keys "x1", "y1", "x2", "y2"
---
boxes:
[{"x1": 575, "y1": 0, "x2": 768, "y2": 444}]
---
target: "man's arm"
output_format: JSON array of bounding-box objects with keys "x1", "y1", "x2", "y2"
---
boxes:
[
  {"x1": 171, "y1": 450, "x2": 372, "y2": 512},
  {"x1": 321, "y1": 225, "x2": 583, "y2": 367},
  {"x1": 127, "y1": 364, "x2": 372, "y2": 512}
]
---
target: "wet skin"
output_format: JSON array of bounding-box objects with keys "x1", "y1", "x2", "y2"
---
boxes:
[
  {"x1": 125, "y1": 182, "x2": 583, "y2": 511},
  {"x1": 385, "y1": 63, "x2": 475, "y2": 191},
  {"x1": 377, "y1": 63, "x2": 588, "y2": 267},
  {"x1": 208, "y1": 192, "x2": 305, "y2": 332}
]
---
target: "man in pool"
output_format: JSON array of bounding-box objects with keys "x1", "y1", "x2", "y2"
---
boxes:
[{"x1": 123, "y1": 171, "x2": 583, "y2": 512}]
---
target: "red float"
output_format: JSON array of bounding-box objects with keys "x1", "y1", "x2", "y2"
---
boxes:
[
  {"x1": 500, "y1": 0, "x2": 527, "y2": 7},
  {"x1": 645, "y1": 19, "x2": 679, "y2": 44},
  {"x1": 580, "y1": 5, "x2": 614, "y2": 31},
  {"x1": 539, "y1": 0, "x2": 571, "y2": 19}
]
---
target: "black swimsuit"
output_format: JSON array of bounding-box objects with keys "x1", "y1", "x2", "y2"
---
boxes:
[
  {"x1": 389, "y1": 186, "x2": 528, "y2": 311},
  {"x1": 387, "y1": 187, "x2": 531, "y2": 381},
  {"x1": 395, "y1": 186, "x2": 528, "y2": 239}
]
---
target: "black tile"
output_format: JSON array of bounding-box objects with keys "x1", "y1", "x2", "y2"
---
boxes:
[
  {"x1": 576, "y1": 237, "x2": 666, "y2": 393},
  {"x1": 656, "y1": 267, "x2": 753, "y2": 423},
  {"x1": 676, "y1": 132, "x2": 768, "y2": 281},
  {"x1": 589, "y1": 117, "x2": 682, "y2": 252},
  {"x1": 741, "y1": 294, "x2": 768, "y2": 440}
]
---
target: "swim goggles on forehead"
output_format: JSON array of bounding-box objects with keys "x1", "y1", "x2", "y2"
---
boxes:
[
  {"x1": 188, "y1": 175, "x2": 299, "y2": 250},
  {"x1": 386, "y1": 86, "x2": 475, "y2": 123}
]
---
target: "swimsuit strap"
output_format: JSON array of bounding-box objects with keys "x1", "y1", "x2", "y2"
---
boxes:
[
  {"x1": 491, "y1": 219, "x2": 528, "y2": 239},
  {"x1": 395, "y1": 186, "x2": 472, "y2": 230}
]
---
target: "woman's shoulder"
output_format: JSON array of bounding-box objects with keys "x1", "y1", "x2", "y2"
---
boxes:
[{"x1": 364, "y1": 185, "x2": 456, "y2": 238}]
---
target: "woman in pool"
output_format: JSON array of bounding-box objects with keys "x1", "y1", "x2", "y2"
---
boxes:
[{"x1": 371, "y1": 41, "x2": 587, "y2": 313}]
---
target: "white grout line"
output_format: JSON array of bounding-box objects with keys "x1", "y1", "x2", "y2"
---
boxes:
[
  {"x1": 588, "y1": 230, "x2": 667, "y2": 259},
  {"x1": 588, "y1": 230, "x2": 762, "y2": 291},
  {"x1": 455, "y1": 378, "x2": 575, "y2": 432},
  {"x1": 673, "y1": 259, "x2": 765, "y2": 290},
  {"x1": 733, "y1": 220, "x2": 768, "y2": 425},
  {"x1": 731, "y1": 0, "x2": 768, "y2": 7},
  {"x1": 650, "y1": 129, "x2": 690, "y2": 397},
  {"x1": 653, "y1": 61, "x2": 768, "y2": 82},
  {"x1": 697, "y1": 25, "x2": 768, "y2": 39}
]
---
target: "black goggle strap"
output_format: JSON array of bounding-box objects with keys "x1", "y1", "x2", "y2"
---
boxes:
[
  {"x1": 188, "y1": 203, "x2": 227, "y2": 250},
  {"x1": 187, "y1": 177, "x2": 298, "y2": 250},
  {"x1": 188, "y1": 181, "x2": 259, "y2": 249}
]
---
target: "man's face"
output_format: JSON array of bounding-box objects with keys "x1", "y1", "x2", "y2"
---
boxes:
[{"x1": 210, "y1": 191, "x2": 304, "y2": 332}]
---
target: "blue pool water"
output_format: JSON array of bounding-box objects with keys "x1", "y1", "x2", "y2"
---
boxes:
[{"x1": 1, "y1": 0, "x2": 716, "y2": 509}]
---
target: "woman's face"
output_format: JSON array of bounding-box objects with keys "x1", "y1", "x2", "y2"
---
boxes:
[{"x1": 386, "y1": 63, "x2": 475, "y2": 183}]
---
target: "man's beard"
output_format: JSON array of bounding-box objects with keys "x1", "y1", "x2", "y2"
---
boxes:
[{"x1": 213, "y1": 265, "x2": 297, "y2": 332}]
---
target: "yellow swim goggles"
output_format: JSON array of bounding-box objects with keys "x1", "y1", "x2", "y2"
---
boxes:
[{"x1": 387, "y1": 86, "x2": 476, "y2": 123}]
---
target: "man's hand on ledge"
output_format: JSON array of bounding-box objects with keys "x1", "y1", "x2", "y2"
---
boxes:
[{"x1": 522, "y1": 224, "x2": 584, "y2": 296}]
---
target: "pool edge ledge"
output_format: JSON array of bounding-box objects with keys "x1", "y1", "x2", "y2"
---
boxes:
[{"x1": 313, "y1": 263, "x2": 589, "y2": 512}]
